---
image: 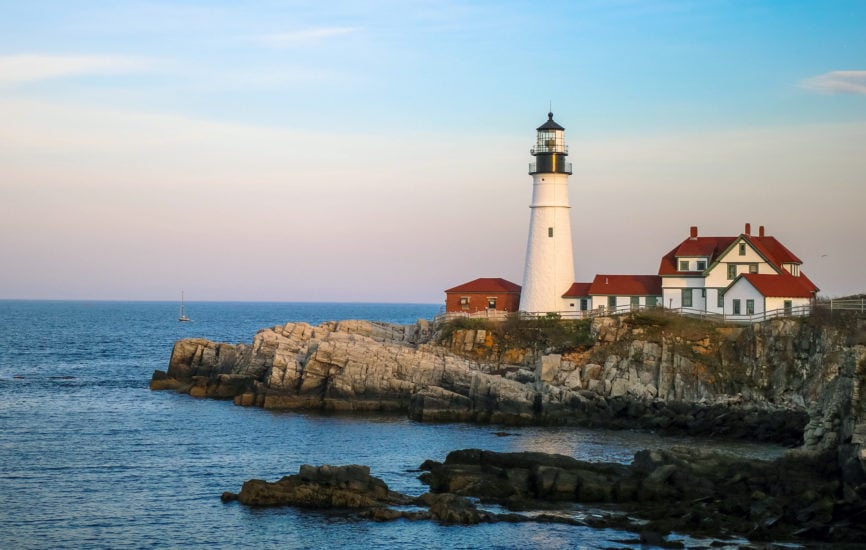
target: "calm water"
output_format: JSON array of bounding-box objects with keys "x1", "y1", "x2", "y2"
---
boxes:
[{"x1": 0, "y1": 301, "x2": 782, "y2": 549}]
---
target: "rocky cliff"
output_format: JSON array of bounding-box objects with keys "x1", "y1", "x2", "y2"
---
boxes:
[
  {"x1": 152, "y1": 319, "x2": 540, "y2": 423},
  {"x1": 151, "y1": 313, "x2": 866, "y2": 455}
]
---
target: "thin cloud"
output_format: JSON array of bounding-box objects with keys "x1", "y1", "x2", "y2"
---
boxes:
[
  {"x1": 0, "y1": 54, "x2": 153, "y2": 83},
  {"x1": 254, "y1": 27, "x2": 358, "y2": 47},
  {"x1": 800, "y1": 70, "x2": 866, "y2": 95}
]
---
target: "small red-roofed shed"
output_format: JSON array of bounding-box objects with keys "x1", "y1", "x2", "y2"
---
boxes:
[
  {"x1": 444, "y1": 278, "x2": 522, "y2": 313},
  {"x1": 588, "y1": 274, "x2": 663, "y2": 311}
]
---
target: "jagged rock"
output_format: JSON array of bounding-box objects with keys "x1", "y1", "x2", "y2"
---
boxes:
[
  {"x1": 234, "y1": 464, "x2": 411, "y2": 508},
  {"x1": 152, "y1": 316, "x2": 865, "y2": 452},
  {"x1": 427, "y1": 493, "x2": 490, "y2": 524},
  {"x1": 419, "y1": 447, "x2": 866, "y2": 544}
]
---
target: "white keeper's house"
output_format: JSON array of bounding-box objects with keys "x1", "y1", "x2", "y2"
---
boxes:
[
  {"x1": 658, "y1": 223, "x2": 818, "y2": 318},
  {"x1": 443, "y1": 113, "x2": 819, "y2": 321}
]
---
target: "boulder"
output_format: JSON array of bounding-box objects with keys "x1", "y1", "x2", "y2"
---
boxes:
[{"x1": 234, "y1": 464, "x2": 410, "y2": 508}]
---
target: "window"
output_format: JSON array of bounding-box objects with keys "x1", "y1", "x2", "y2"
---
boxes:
[
  {"x1": 548, "y1": 227, "x2": 553, "y2": 238},
  {"x1": 487, "y1": 297, "x2": 497, "y2": 309},
  {"x1": 460, "y1": 297, "x2": 469, "y2": 310},
  {"x1": 580, "y1": 299, "x2": 588, "y2": 311},
  {"x1": 646, "y1": 296, "x2": 657, "y2": 307},
  {"x1": 717, "y1": 289, "x2": 724, "y2": 308},
  {"x1": 682, "y1": 288, "x2": 692, "y2": 308},
  {"x1": 727, "y1": 264, "x2": 737, "y2": 280},
  {"x1": 607, "y1": 296, "x2": 616, "y2": 309},
  {"x1": 733, "y1": 299, "x2": 741, "y2": 315},
  {"x1": 696, "y1": 260, "x2": 706, "y2": 271},
  {"x1": 787, "y1": 264, "x2": 800, "y2": 277},
  {"x1": 746, "y1": 299, "x2": 754, "y2": 315},
  {"x1": 701, "y1": 289, "x2": 706, "y2": 298},
  {"x1": 784, "y1": 300, "x2": 793, "y2": 315},
  {"x1": 679, "y1": 260, "x2": 689, "y2": 271},
  {"x1": 739, "y1": 243, "x2": 746, "y2": 256},
  {"x1": 630, "y1": 296, "x2": 640, "y2": 310},
  {"x1": 749, "y1": 264, "x2": 758, "y2": 274}
]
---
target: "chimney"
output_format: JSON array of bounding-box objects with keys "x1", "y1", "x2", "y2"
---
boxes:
[
  {"x1": 745, "y1": 223, "x2": 751, "y2": 236},
  {"x1": 689, "y1": 226, "x2": 698, "y2": 239},
  {"x1": 759, "y1": 225, "x2": 765, "y2": 238}
]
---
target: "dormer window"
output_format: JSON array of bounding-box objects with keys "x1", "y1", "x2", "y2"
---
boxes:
[
  {"x1": 696, "y1": 260, "x2": 706, "y2": 271},
  {"x1": 785, "y1": 264, "x2": 800, "y2": 277},
  {"x1": 679, "y1": 260, "x2": 689, "y2": 271}
]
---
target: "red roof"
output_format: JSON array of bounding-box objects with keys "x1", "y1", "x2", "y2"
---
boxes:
[
  {"x1": 562, "y1": 282, "x2": 592, "y2": 298},
  {"x1": 588, "y1": 275, "x2": 662, "y2": 296},
  {"x1": 658, "y1": 237, "x2": 736, "y2": 275},
  {"x1": 740, "y1": 273, "x2": 819, "y2": 298},
  {"x1": 659, "y1": 228, "x2": 804, "y2": 276},
  {"x1": 445, "y1": 277, "x2": 521, "y2": 294},
  {"x1": 745, "y1": 235, "x2": 802, "y2": 266}
]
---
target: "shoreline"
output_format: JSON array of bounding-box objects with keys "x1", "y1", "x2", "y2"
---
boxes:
[{"x1": 151, "y1": 314, "x2": 866, "y2": 545}]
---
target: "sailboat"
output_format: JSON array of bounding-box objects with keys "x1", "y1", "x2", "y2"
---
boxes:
[{"x1": 178, "y1": 291, "x2": 191, "y2": 322}]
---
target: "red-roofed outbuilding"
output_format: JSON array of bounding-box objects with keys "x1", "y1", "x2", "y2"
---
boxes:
[
  {"x1": 587, "y1": 274, "x2": 663, "y2": 311},
  {"x1": 444, "y1": 278, "x2": 521, "y2": 314}
]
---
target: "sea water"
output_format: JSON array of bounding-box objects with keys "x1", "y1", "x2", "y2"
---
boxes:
[{"x1": 0, "y1": 301, "x2": 783, "y2": 549}]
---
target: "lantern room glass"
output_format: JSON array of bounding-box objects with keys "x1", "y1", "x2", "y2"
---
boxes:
[{"x1": 536, "y1": 128, "x2": 565, "y2": 153}]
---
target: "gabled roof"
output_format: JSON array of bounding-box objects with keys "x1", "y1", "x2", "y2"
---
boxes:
[
  {"x1": 660, "y1": 226, "x2": 804, "y2": 277},
  {"x1": 745, "y1": 235, "x2": 802, "y2": 266},
  {"x1": 445, "y1": 277, "x2": 521, "y2": 294},
  {"x1": 588, "y1": 275, "x2": 662, "y2": 296},
  {"x1": 658, "y1": 237, "x2": 736, "y2": 275},
  {"x1": 738, "y1": 273, "x2": 819, "y2": 298},
  {"x1": 562, "y1": 282, "x2": 592, "y2": 298}
]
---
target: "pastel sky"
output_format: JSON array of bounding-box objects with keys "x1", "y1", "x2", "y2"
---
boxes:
[{"x1": 1, "y1": 0, "x2": 864, "y2": 303}]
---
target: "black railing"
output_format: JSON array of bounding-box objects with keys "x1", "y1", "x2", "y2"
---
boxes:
[{"x1": 530, "y1": 144, "x2": 568, "y2": 155}]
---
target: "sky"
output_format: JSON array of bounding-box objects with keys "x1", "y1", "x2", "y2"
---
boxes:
[{"x1": 1, "y1": 0, "x2": 864, "y2": 303}]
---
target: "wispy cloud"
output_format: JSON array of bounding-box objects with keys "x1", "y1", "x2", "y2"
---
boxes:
[
  {"x1": 800, "y1": 70, "x2": 866, "y2": 95},
  {"x1": 253, "y1": 27, "x2": 358, "y2": 47},
  {"x1": 0, "y1": 54, "x2": 153, "y2": 83}
]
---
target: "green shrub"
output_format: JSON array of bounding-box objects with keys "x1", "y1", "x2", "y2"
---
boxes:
[{"x1": 436, "y1": 317, "x2": 493, "y2": 343}]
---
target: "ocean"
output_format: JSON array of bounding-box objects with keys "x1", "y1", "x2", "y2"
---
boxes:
[{"x1": 0, "y1": 301, "x2": 784, "y2": 549}]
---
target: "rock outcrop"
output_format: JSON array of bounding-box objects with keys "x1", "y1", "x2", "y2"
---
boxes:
[
  {"x1": 151, "y1": 315, "x2": 866, "y2": 455},
  {"x1": 418, "y1": 447, "x2": 866, "y2": 544},
  {"x1": 222, "y1": 464, "x2": 412, "y2": 509},
  {"x1": 223, "y1": 447, "x2": 866, "y2": 545},
  {"x1": 152, "y1": 319, "x2": 540, "y2": 424}
]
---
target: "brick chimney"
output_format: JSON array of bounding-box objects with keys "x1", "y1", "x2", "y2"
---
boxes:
[
  {"x1": 759, "y1": 225, "x2": 765, "y2": 237},
  {"x1": 745, "y1": 222, "x2": 751, "y2": 236},
  {"x1": 690, "y1": 226, "x2": 698, "y2": 239}
]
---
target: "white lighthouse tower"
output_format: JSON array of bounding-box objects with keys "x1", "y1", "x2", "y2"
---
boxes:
[{"x1": 519, "y1": 112, "x2": 576, "y2": 314}]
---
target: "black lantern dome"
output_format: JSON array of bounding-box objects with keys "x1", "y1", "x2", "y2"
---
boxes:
[{"x1": 529, "y1": 112, "x2": 571, "y2": 175}]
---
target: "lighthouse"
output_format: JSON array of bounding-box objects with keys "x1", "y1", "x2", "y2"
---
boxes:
[{"x1": 518, "y1": 112, "x2": 576, "y2": 314}]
